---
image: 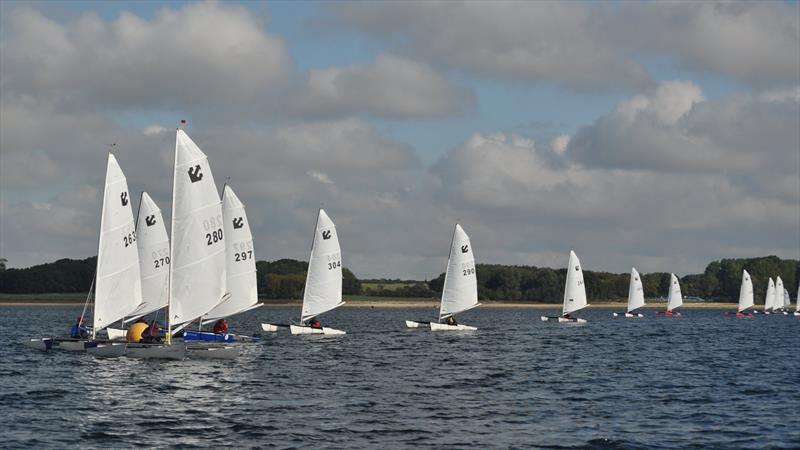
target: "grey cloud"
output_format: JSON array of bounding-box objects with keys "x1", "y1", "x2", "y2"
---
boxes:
[{"x1": 291, "y1": 54, "x2": 476, "y2": 118}]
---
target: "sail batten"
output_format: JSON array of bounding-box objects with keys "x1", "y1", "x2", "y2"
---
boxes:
[
  {"x1": 563, "y1": 250, "x2": 588, "y2": 315},
  {"x1": 439, "y1": 224, "x2": 479, "y2": 321},
  {"x1": 168, "y1": 130, "x2": 226, "y2": 327},
  {"x1": 93, "y1": 153, "x2": 143, "y2": 331},
  {"x1": 300, "y1": 209, "x2": 343, "y2": 322}
]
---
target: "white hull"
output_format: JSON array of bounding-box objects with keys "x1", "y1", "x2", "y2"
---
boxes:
[
  {"x1": 289, "y1": 324, "x2": 345, "y2": 335},
  {"x1": 429, "y1": 322, "x2": 477, "y2": 331},
  {"x1": 106, "y1": 328, "x2": 128, "y2": 341},
  {"x1": 87, "y1": 342, "x2": 127, "y2": 358},
  {"x1": 59, "y1": 340, "x2": 89, "y2": 352},
  {"x1": 261, "y1": 323, "x2": 281, "y2": 332},
  {"x1": 126, "y1": 343, "x2": 186, "y2": 360},
  {"x1": 405, "y1": 320, "x2": 424, "y2": 328},
  {"x1": 26, "y1": 338, "x2": 54, "y2": 351},
  {"x1": 794, "y1": 311, "x2": 799, "y2": 316},
  {"x1": 187, "y1": 345, "x2": 239, "y2": 360},
  {"x1": 540, "y1": 316, "x2": 587, "y2": 323},
  {"x1": 611, "y1": 312, "x2": 644, "y2": 318}
]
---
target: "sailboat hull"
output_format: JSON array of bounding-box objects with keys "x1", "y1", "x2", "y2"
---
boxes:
[
  {"x1": 87, "y1": 342, "x2": 127, "y2": 358},
  {"x1": 106, "y1": 328, "x2": 128, "y2": 341},
  {"x1": 429, "y1": 322, "x2": 477, "y2": 331},
  {"x1": 540, "y1": 316, "x2": 587, "y2": 323},
  {"x1": 655, "y1": 311, "x2": 682, "y2": 316},
  {"x1": 25, "y1": 338, "x2": 55, "y2": 351},
  {"x1": 261, "y1": 323, "x2": 290, "y2": 332},
  {"x1": 58, "y1": 339, "x2": 91, "y2": 352},
  {"x1": 184, "y1": 331, "x2": 254, "y2": 343},
  {"x1": 405, "y1": 320, "x2": 427, "y2": 328},
  {"x1": 187, "y1": 345, "x2": 239, "y2": 359},
  {"x1": 289, "y1": 325, "x2": 345, "y2": 335},
  {"x1": 126, "y1": 343, "x2": 185, "y2": 360},
  {"x1": 612, "y1": 312, "x2": 643, "y2": 318}
]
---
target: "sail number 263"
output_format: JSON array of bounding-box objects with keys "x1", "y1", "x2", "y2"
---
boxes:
[{"x1": 123, "y1": 231, "x2": 136, "y2": 247}]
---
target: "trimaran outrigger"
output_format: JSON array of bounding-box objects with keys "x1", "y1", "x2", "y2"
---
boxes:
[{"x1": 406, "y1": 223, "x2": 480, "y2": 330}]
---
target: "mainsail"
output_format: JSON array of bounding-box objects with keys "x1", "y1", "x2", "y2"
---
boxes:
[
  {"x1": 132, "y1": 192, "x2": 170, "y2": 319},
  {"x1": 667, "y1": 273, "x2": 683, "y2": 311},
  {"x1": 300, "y1": 209, "x2": 344, "y2": 322},
  {"x1": 764, "y1": 278, "x2": 775, "y2": 311},
  {"x1": 783, "y1": 288, "x2": 790, "y2": 309},
  {"x1": 439, "y1": 224, "x2": 479, "y2": 321},
  {"x1": 737, "y1": 270, "x2": 754, "y2": 313},
  {"x1": 92, "y1": 153, "x2": 143, "y2": 334},
  {"x1": 775, "y1": 277, "x2": 784, "y2": 310},
  {"x1": 168, "y1": 130, "x2": 227, "y2": 328},
  {"x1": 627, "y1": 267, "x2": 645, "y2": 313},
  {"x1": 205, "y1": 185, "x2": 259, "y2": 321},
  {"x1": 563, "y1": 250, "x2": 588, "y2": 315}
]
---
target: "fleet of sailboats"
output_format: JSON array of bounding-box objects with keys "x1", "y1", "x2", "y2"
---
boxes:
[{"x1": 406, "y1": 224, "x2": 480, "y2": 330}]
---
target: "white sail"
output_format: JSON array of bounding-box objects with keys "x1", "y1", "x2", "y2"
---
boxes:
[
  {"x1": 796, "y1": 285, "x2": 799, "y2": 312},
  {"x1": 783, "y1": 288, "x2": 790, "y2": 309},
  {"x1": 627, "y1": 267, "x2": 645, "y2": 313},
  {"x1": 764, "y1": 278, "x2": 775, "y2": 311},
  {"x1": 737, "y1": 269, "x2": 754, "y2": 313},
  {"x1": 204, "y1": 185, "x2": 259, "y2": 321},
  {"x1": 300, "y1": 209, "x2": 343, "y2": 322},
  {"x1": 667, "y1": 273, "x2": 683, "y2": 311},
  {"x1": 563, "y1": 250, "x2": 588, "y2": 315},
  {"x1": 133, "y1": 192, "x2": 170, "y2": 318},
  {"x1": 93, "y1": 153, "x2": 143, "y2": 332},
  {"x1": 168, "y1": 130, "x2": 226, "y2": 328},
  {"x1": 439, "y1": 224, "x2": 479, "y2": 320},
  {"x1": 775, "y1": 277, "x2": 784, "y2": 310}
]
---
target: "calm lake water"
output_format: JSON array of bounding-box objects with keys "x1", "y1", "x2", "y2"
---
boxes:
[{"x1": 1, "y1": 305, "x2": 798, "y2": 449}]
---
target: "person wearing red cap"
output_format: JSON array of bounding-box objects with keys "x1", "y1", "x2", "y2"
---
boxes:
[{"x1": 70, "y1": 316, "x2": 89, "y2": 339}]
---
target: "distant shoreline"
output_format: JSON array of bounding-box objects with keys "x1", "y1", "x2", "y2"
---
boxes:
[{"x1": 0, "y1": 295, "x2": 739, "y2": 309}]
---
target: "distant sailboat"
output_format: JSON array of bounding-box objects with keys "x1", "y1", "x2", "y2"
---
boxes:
[
  {"x1": 186, "y1": 184, "x2": 261, "y2": 342},
  {"x1": 613, "y1": 268, "x2": 645, "y2": 317},
  {"x1": 107, "y1": 192, "x2": 170, "y2": 340},
  {"x1": 762, "y1": 278, "x2": 775, "y2": 314},
  {"x1": 28, "y1": 153, "x2": 142, "y2": 356},
  {"x1": 774, "y1": 277, "x2": 785, "y2": 313},
  {"x1": 128, "y1": 128, "x2": 228, "y2": 359},
  {"x1": 262, "y1": 209, "x2": 346, "y2": 335},
  {"x1": 782, "y1": 288, "x2": 790, "y2": 315},
  {"x1": 725, "y1": 270, "x2": 753, "y2": 317},
  {"x1": 406, "y1": 224, "x2": 480, "y2": 330},
  {"x1": 541, "y1": 250, "x2": 589, "y2": 323},
  {"x1": 655, "y1": 274, "x2": 682, "y2": 316}
]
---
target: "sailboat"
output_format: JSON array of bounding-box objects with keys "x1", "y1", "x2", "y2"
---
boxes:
[
  {"x1": 781, "y1": 288, "x2": 790, "y2": 315},
  {"x1": 28, "y1": 153, "x2": 142, "y2": 357},
  {"x1": 107, "y1": 192, "x2": 170, "y2": 340},
  {"x1": 725, "y1": 270, "x2": 753, "y2": 317},
  {"x1": 185, "y1": 184, "x2": 261, "y2": 342},
  {"x1": 541, "y1": 250, "x2": 589, "y2": 323},
  {"x1": 763, "y1": 277, "x2": 775, "y2": 314},
  {"x1": 774, "y1": 277, "x2": 785, "y2": 313},
  {"x1": 655, "y1": 274, "x2": 682, "y2": 316},
  {"x1": 406, "y1": 224, "x2": 480, "y2": 330},
  {"x1": 262, "y1": 209, "x2": 346, "y2": 335},
  {"x1": 127, "y1": 128, "x2": 228, "y2": 359},
  {"x1": 613, "y1": 268, "x2": 645, "y2": 317}
]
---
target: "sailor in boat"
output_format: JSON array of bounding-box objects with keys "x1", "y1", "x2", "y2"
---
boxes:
[
  {"x1": 140, "y1": 322, "x2": 163, "y2": 344},
  {"x1": 445, "y1": 316, "x2": 458, "y2": 326},
  {"x1": 308, "y1": 317, "x2": 322, "y2": 328},
  {"x1": 212, "y1": 319, "x2": 229, "y2": 334},
  {"x1": 70, "y1": 316, "x2": 89, "y2": 339}
]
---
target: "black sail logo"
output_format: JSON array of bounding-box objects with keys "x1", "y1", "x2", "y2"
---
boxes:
[
  {"x1": 188, "y1": 164, "x2": 203, "y2": 183},
  {"x1": 145, "y1": 215, "x2": 156, "y2": 227},
  {"x1": 575, "y1": 265, "x2": 580, "y2": 271},
  {"x1": 322, "y1": 230, "x2": 331, "y2": 240},
  {"x1": 461, "y1": 245, "x2": 469, "y2": 253},
  {"x1": 233, "y1": 217, "x2": 244, "y2": 229},
  {"x1": 120, "y1": 192, "x2": 128, "y2": 206}
]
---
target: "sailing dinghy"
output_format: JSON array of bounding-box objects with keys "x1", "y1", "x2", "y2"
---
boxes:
[
  {"x1": 127, "y1": 129, "x2": 229, "y2": 359},
  {"x1": 725, "y1": 270, "x2": 754, "y2": 317},
  {"x1": 763, "y1": 278, "x2": 776, "y2": 314},
  {"x1": 613, "y1": 268, "x2": 645, "y2": 317},
  {"x1": 27, "y1": 153, "x2": 142, "y2": 357},
  {"x1": 655, "y1": 274, "x2": 683, "y2": 316},
  {"x1": 774, "y1": 277, "x2": 785, "y2": 313},
  {"x1": 107, "y1": 192, "x2": 170, "y2": 340},
  {"x1": 185, "y1": 184, "x2": 261, "y2": 343},
  {"x1": 541, "y1": 250, "x2": 589, "y2": 323},
  {"x1": 262, "y1": 209, "x2": 346, "y2": 335},
  {"x1": 406, "y1": 224, "x2": 480, "y2": 331},
  {"x1": 781, "y1": 288, "x2": 790, "y2": 314}
]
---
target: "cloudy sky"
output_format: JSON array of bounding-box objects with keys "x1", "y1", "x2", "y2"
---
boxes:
[{"x1": 1, "y1": 0, "x2": 798, "y2": 279}]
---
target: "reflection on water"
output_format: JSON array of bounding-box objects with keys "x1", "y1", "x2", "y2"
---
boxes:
[{"x1": 1, "y1": 305, "x2": 798, "y2": 448}]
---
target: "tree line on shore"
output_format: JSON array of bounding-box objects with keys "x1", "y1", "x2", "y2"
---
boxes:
[{"x1": 0, "y1": 255, "x2": 796, "y2": 303}]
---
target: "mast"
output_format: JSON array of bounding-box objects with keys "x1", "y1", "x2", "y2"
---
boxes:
[
  {"x1": 91, "y1": 151, "x2": 113, "y2": 340},
  {"x1": 437, "y1": 223, "x2": 458, "y2": 321},
  {"x1": 167, "y1": 127, "x2": 179, "y2": 344},
  {"x1": 300, "y1": 208, "x2": 322, "y2": 323}
]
